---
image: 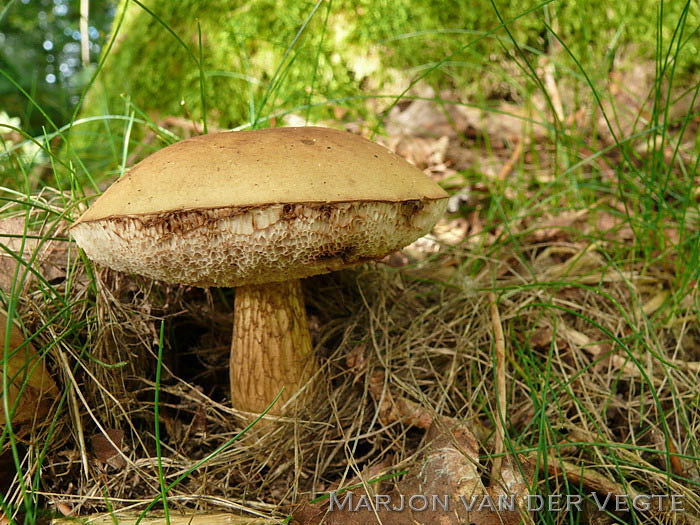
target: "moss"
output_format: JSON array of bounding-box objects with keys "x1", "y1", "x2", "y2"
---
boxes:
[{"x1": 68, "y1": 0, "x2": 698, "y2": 182}]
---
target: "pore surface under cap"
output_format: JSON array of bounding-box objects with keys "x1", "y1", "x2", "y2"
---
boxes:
[{"x1": 70, "y1": 200, "x2": 447, "y2": 287}]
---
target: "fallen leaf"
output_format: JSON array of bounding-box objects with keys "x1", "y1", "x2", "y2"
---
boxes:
[
  {"x1": 528, "y1": 210, "x2": 588, "y2": 243},
  {"x1": 55, "y1": 503, "x2": 73, "y2": 516},
  {"x1": 293, "y1": 422, "x2": 530, "y2": 524},
  {"x1": 0, "y1": 217, "x2": 38, "y2": 293},
  {"x1": 0, "y1": 309, "x2": 58, "y2": 427},
  {"x1": 0, "y1": 217, "x2": 68, "y2": 294},
  {"x1": 345, "y1": 344, "x2": 368, "y2": 384},
  {"x1": 559, "y1": 322, "x2": 639, "y2": 378},
  {"x1": 381, "y1": 135, "x2": 450, "y2": 170},
  {"x1": 528, "y1": 326, "x2": 554, "y2": 349},
  {"x1": 595, "y1": 211, "x2": 635, "y2": 241},
  {"x1": 432, "y1": 217, "x2": 469, "y2": 246},
  {"x1": 91, "y1": 428, "x2": 126, "y2": 469},
  {"x1": 384, "y1": 95, "x2": 478, "y2": 139}
]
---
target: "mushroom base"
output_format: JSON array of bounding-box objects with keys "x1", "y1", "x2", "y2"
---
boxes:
[{"x1": 230, "y1": 279, "x2": 316, "y2": 416}]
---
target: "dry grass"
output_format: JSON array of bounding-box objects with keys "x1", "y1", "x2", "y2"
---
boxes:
[{"x1": 2, "y1": 193, "x2": 698, "y2": 523}]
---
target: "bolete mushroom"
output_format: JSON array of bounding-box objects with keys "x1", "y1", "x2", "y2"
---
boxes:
[{"x1": 70, "y1": 127, "x2": 448, "y2": 417}]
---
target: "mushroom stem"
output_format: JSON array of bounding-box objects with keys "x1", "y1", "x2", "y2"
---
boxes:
[{"x1": 230, "y1": 279, "x2": 317, "y2": 415}]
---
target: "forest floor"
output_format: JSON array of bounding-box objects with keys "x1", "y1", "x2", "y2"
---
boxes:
[{"x1": 1, "y1": 49, "x2": 699, "y2": 525}]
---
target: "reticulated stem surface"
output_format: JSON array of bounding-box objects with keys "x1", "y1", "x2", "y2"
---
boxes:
[{"x1": 230, "y1": 280, "x2": 316, "y2": 416}]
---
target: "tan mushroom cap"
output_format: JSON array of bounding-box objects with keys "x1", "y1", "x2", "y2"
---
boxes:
[
  {"x1": 75, "y1": 127, "x2": 447, "y2": 222},
  {"x1": 71, "y1": 126, "x2": 449, "y2": 287}
]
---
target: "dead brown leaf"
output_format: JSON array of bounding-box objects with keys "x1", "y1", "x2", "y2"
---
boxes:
[
  {"x1": 91, "y1": 428, "x2": 126, "y2": 469},
  {"x1": 595, "y1": 211, "x2": 635, "y2": 241},
  {"x1": 55, "y1": 502, "x2": 73, "y2": 516},
  {"x1": 432, "y1": 217, "x2": 469, "y2": 247},
  {"x1": 0, "y1": 309, "x2": 58, "y2": 427},
  {"x1": 529, "y1": 326, "x2": 555, "y2": 349},
  {"x1": 368, "y1": 370, "x2": 434, "y2": 430},
  {"x1": 0, "y1": 216, "x2": 68, "y2": 294},
  {"x1": 0, "y1": 217, "x2": 38, "y2": 293},
  {"x1": 559, "y1": 322, "x2": 640, "y2": 378},
  {"x1": 529, "y1": 210, "x2": 588, "y2": 243},
  {"x1": 382, "y1": 135, "x2": 450, "y2": 171},
  {"x1": 293, "y1": 422, "x2": 530, "y2": 525},
  {"x1": 384, "y1": 95, "x2": 479, "y2": 139},
  {"x1": 345, "y1": 344, "x2": 368, "y2": 384}
]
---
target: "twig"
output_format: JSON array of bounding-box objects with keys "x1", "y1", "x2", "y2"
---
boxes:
[
  {"x1": 497, "y1": 138, "x2": 524, "y2": 181},
  {"x1": 543, "y1": 59, "x2": 564, "y2": 122},
  {"x1": 57, "y1": 350, "x2": 90, "y2": 479},
  {"x1": 79, "y1": 0, "x2": 90, "y2": 66},
  {"x1": 52, "y1": 512, "x2": 273, "y2": 524},
  {"x1": 523, "y1": 453, "x2": 640, "y2": 499},
  {"x1": 489, "y1": 292, "x2": 507, "y2": 479}
]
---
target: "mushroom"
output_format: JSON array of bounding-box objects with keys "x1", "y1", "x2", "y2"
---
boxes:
[{"x1": 70, "y1": 127, "x2": 448, "y2": 417}]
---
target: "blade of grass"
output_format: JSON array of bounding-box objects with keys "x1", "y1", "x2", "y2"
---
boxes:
[{"x1": 154, "y1": 320, "x2": 170, "y2": 524}]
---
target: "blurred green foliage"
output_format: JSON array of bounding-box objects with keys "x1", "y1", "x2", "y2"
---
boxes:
[
  {"x1": 82, "y1": 0, "x2": 698, "y2": 128},
  {"x1": 0, "y1": 0, "x2": 115, "y2": 135}
]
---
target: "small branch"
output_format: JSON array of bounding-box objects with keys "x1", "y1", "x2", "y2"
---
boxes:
[
  {"x1": 489, "y1": 292, "x2": 507, "y2": 479},
  {"x1": 497, "y1": 138, "x2": 524, "y2": 181},
  {"x1": 80, "y1": 0, "x2": 90, "y2": 66},
  {"x1": 543, "y1": 59, "x2": 564, "y2": 122}
]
